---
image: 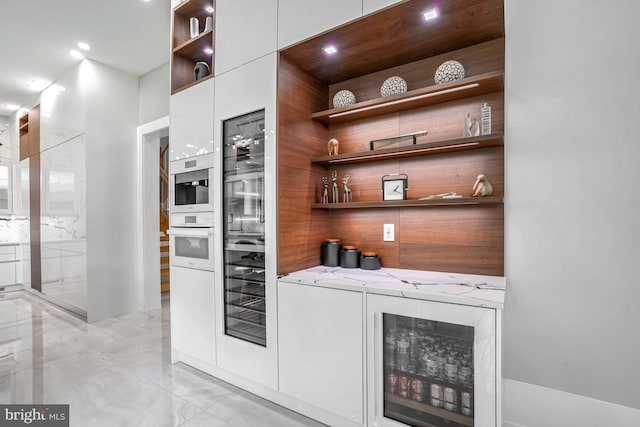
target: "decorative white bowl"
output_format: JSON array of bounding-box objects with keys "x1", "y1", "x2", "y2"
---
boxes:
[
  {"x1": 434, "y1": 60, "x2": 465, "y2": 85},
  {"x1": 380, "y1": 76, "x2": 408, "y2": 97},
  {"x1": 332, "y1": 90, "x2": 357, "y2": 108}
]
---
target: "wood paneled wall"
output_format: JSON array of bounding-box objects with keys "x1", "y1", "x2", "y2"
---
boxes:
[
  {"x1": 328, "y1": 39, "x2": 505, "y2": 109},
  {"x1": 276, "y1": 56, "x2": 331, "y2": 274},
  {"x1": 29, "y1": 105, "x2": 42, "y2": 291},
  {"x1": 277, "y1": 16, "x2": 505, "y2": 276}
]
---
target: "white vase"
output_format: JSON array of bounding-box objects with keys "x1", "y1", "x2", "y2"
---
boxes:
[
  {"x1": 205, "y1": 17, "x2": 213, "y2": 31},
  {"x1": 190, "y1": 17, "x2": 200, "y2": 38}
]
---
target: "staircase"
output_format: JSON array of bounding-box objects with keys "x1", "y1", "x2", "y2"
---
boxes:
[
  {"x1": 160, "y1": 230, "x2": 170, "y2": 292},
  {"x1": 160, "y1": 140, "x2": 170, "y2": 293}
]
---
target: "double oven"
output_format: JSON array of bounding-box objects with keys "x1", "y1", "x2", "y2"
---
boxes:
[{"x1": 169, "y1": 152, "x2": 215, "y2": 271}]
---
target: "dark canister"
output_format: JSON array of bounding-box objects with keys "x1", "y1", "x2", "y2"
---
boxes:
[
  {"x1": 321, "y1": 238, "x2": 342, "y2": 267},
  {"x1": 340, "y1": 246, "x2": 361, "y2": 268},
  {"x1": 360, "y1": 252, "x2": 381, "y2": 270}
]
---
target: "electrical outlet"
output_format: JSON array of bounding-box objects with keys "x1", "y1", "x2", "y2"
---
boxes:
[{"x1": 383, "y1": 224, "x2": 394, "y2": 242}]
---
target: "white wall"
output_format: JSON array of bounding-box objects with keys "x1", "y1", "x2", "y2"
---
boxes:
[
  {"x1": 0, "y1": 116, "x2": 9, "y2": 160},
  {"x1": 138, "y1": 62, "x2": 170, "y2": 125},
  {"x1": 84, "y1": 60, "x2": 140, "y2": 322},
  {"x1": 504, "y1": 0, "x2": 640, "y2": 413},
  {"x1": 504, "y1": 379, "x2": 640, "y2": 427}
]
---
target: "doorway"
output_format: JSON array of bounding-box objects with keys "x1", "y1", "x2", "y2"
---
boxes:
[{"x1": 137, "y1": 116, "x2": 169, "y2": 311}]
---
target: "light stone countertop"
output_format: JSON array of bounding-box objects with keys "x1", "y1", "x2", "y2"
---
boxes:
[{"x1": 278, "y1": 266, "x2": 506, "y2": 309}]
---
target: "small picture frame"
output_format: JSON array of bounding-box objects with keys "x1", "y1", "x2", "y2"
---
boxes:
[{"x1": 381, "y1": 173, "x2": 408, "y2": 201}]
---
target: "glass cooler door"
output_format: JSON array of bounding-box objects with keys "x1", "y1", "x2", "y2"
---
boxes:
[
  {"x1": 383, "y1": 314, "x2": 475, "y2": 427},
  {"x1": 222, "y1": 110, "x2": 266, "y2": 346},
  {"x1": 367, "y1": 294, "x2": 496, "y2": 427}
]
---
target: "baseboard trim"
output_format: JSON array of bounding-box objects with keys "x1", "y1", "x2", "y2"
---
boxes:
[{"x1": 504, "y1": 379, "x2": 640, "y2": 427}]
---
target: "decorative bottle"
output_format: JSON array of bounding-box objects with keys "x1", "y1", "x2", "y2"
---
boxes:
[{"x1": 480, "y1": 103, "x2": 492, "y2": 135}]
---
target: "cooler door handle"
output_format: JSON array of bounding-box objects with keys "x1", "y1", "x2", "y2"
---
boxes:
[{"x1": 373, "y1": 312, "x2": 383, "y2": 418}]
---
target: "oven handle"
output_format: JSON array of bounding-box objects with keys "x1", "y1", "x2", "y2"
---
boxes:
[{"x1": 167, "y1": 228, "x2": 213, "y2": 238}]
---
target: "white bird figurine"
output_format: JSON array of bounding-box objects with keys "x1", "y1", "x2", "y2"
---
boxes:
[{"x1": 472, "y1": 174, "x2": 493, "y2": 197}]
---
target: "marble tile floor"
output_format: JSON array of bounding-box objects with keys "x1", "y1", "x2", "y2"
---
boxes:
[
  {"x1": 41, "y1": 279, "x2": 88, "y2": 312},
  {"x1": 0, "y1": 291, "x2": 326, "y2": 427}
]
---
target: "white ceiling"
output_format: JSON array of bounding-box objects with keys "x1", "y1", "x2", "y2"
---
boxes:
[{"x1": 0, "y1": 0, "x2": 171, "y2": 117}]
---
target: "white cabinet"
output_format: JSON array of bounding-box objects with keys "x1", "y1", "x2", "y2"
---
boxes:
[
  {"x1": 170, "y1": 266, "x2": 216, "y2": 366},
  {"x1": 169, "y1": 78, "x2": 214, "y2": 161},
  {"x1": 0, "y1": 245, "x2": 17, "y2": 286},
  {"x1": 278, "y1": 282, "x2": 364, "y2": 426},
  {"x1": 277, "y1": 0, "x2": 363, "y2": 49},
  {"x1": 363, "y1": 0, "x2": 404, "y2": 15},
  {"x1": 213, "y1": 52, "x2": 278, "y2": 390},
  {"x1": 40, "y1": 65, "x2": 86, "y2": 152},
  {"x1": 215, "y1": 0, "x2": 278, "y2": 75}
]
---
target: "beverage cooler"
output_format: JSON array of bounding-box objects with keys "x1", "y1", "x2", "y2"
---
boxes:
[
  {"x1": 367, "y1": 294, "x2": 497, "y2": 427},
  {"x1": 222, "y1": 109, "x2": 266, "y2": 347}
]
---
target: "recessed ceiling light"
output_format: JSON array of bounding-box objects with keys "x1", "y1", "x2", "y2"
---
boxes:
[
  {"x1": 26, "y1": 79, "x2": 50, "y2": 91},
  {"x1": 423, "y1": 8, "x2": 439, "y2": 21},
  {"x1": 323, "y1": 45, "x2": 338, "y2": 55},
  {"x1": 4, "y1": 104, "x2": 20, "y2": 111},
  {"x1": 204, "y1": 47, "x2": 214, "y2": 55},
  {"x1": 77, "y1": 42, "x2": 91, "y2": 51},
  {"x1": 205, "y1": 6, "x2": 214, "y2": 14},
  {"x1": 69, "y1": 49, "x2": 84, "y2": 59}
]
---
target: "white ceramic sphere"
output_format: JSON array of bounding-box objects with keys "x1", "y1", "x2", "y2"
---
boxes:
[
  {"x1": 332, "y1": 90, "x2": 357, "y2": 108},
  {"x1": 380, "y1": 76, "x2": 408, "y2": 97},
  {"x1": 434, "y1": 60, "x2": 465, "y2": 84}
]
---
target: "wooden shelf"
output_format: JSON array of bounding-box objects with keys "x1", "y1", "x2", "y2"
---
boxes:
[
  {"x1": 171, "y1": 0, "x2": 215, "y2": 94},
  {"x1": 311, "y1": 196, "x2": 502, "y2": 210},
  {"x1": 386, "y1": 393, "x2": 474, "y2": 427},
  {"x1": 171, "y1": 74, "x2": 213, "y2": 95},
  {"x1": 311, "y1": 71, "x2": 503, "y2": 125},
  {"x1": 173, "y1": 29, "x2": 214, "y2": 62},
  {"x1": 311, "y1": 134, "x2": 503, "y2": 166},
  {"x1": 174, "y1": 0, "x2": 211, "y2": 16}
]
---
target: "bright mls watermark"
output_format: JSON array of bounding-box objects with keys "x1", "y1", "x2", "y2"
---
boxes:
[{"x1": 0, "y1": 405, "x2": 69, "y2": 426}]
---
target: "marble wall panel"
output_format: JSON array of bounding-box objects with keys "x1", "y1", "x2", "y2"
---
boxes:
[{"x1": 39, "y1": 133, "x2": 86, "y2": 310}]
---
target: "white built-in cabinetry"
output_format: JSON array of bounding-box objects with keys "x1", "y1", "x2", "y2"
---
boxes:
[
  {"x1": 40, "y1": 65, "x2": 86, "y2": 152},
  {"x1": 213, "y1": 52, "x2": 278, "y2": 390},
  {"x1": 276, "y1": 270, "x2": 504, "y2": 427},
  {"x1": 170, "y1": 266, "x2": 216, "y2": 366},
  {"x1": 214, "y1": 0, "x2": 278, "y2": 75},
  {"x1": 278, "y1": 281, "x2": 364, "y2": 426},
  {"x1": 277, "y1": 0, "x2": 363, "y2": 49},
  {"x1": 169, "y1": 78, "x2": 214, "y2": 161},
  {"x1": 0, "y1": 245, "x2": 17, "y2": 287}
]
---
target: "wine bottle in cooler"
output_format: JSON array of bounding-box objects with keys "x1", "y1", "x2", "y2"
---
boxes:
[
  {"x1": 397, "y1": 333, "x2": 410, "y2": 372},
  {"x1": 385, "y1": 327, "x2": 398, "y2": 370}
]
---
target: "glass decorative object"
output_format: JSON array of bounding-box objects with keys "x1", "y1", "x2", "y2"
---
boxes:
[
  {"x1": 381, "y1": 76, "x2": 408, "y2": 97},
  {"x1": 434, "y1": 60, "x2": 465, "y2": 84},
  {"x1": 189, "y1": 17, "x2": 200, "y2": 39},
  {"x1": 333, "y1": 90, "x2": 357, "y2": 108},
  {"x1": 481, "y1": 103, "x2": 492, "y2": 135}
]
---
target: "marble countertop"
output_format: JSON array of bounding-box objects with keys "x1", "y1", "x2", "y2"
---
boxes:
[{"x1": 278, "y1": 266, "x2": 506, "y2": 309}]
